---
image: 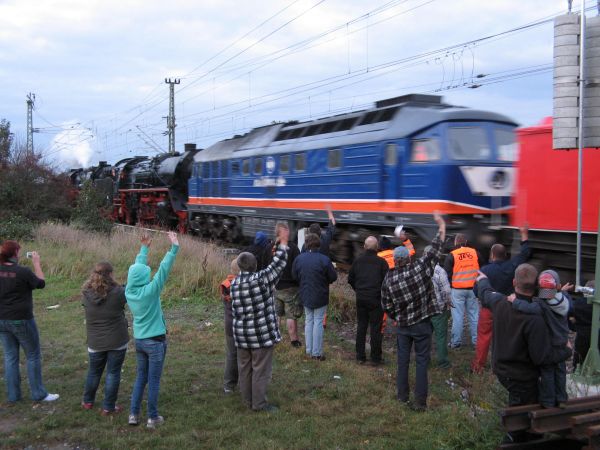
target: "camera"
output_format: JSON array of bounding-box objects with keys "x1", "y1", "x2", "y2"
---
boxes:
[{"x1": 26, "y1": 252, "x2": 33, "y2": 259}]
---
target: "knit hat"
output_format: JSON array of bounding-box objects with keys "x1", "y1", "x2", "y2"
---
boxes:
[
  {"x1": 538, "y1": 270, "x2": 560, "y2": 299},
  {"x1": 254, "y1": 231, "x2": 268, "y2": 248},
  {"x1": 393, "y1": 246, "x2": 410, "y2": 259}
]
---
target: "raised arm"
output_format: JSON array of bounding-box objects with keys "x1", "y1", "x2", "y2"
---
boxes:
[
  {"x1": 258, "y1": 225, "x2": 289, "y2": 284},
  {"x1": 422, "y1": 211, "x2": 446, "y2": 269},
  {"x1": 511, "y1": 224, "x2": 532, "y2": 267},
  {"x1": 146, "y1": 232, "x2": 179, "y2": 297},
  {"x1": 30, "y1": 251, "x2": 45, "y2": 282},
  {"x1": 134, "y1": 234, "x2": 152, "y2": 265},
  {"x1": 477, "y1": 274, "x2": 505, "y2": 310}
]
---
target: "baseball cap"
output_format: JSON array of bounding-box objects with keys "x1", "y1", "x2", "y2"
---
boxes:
[{"x1": 538, "y1": 270, "x2": 560, "y2": 299}]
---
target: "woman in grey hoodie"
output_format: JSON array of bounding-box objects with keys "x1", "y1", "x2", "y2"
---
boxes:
[{"x1": 81, "y1": 262, "x2": 129, "y2": 415}]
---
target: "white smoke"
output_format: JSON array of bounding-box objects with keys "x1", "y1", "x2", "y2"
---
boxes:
[{"x1": 50, "y1": 121, "x2": 94, "y2": 168}]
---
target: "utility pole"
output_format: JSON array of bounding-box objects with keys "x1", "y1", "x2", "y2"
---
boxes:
[
  {"x1": 26, "y1": 92, "x2": 35, "y2": 156},
  {"x1": 164, "y1": 78, "x2": 180, "y2": 155}
]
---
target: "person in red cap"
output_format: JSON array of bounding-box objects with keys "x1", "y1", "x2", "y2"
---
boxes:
[{"x1": 507, "y1": 269, "x2": 572, "y2": 408}]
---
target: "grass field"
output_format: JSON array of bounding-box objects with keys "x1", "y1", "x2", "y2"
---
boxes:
[{"x1": 0, "y1": 224, "x2": 506, "y2": 449}]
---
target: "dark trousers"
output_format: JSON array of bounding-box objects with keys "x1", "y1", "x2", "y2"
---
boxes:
[
  {"x1": 497, "y1": 375, "x2": 541, "y2": 443},
  {"x1": 237, "y1": 346, "x2": 273, "y2": 411},
  {"x1": 83, "y1": 348, "x2": 127, "y2": 411},
  {"x1": 223, "y1": 333, "x2": 238, "y2": 390},
  {"x1": 356, "y1": 303, "x2": 384, "y2": 362},
  {"x1": 539, "y1": 362, "x2": 567, "y2": 407},
  {"x1": 396, "y1": 319, "x2": 433, "y2": 406}
]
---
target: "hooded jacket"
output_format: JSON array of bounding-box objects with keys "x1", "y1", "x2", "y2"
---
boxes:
[
  {"x1": 126, "y1": 244, "x2": 179, "y2": 339},
  {"x1": 82, "y1": 284, "x2": 128, "y2": 351}
]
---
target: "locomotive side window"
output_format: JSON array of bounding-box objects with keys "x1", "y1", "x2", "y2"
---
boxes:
[
  {"x1": 410, "y1": 139, "x2": 440, "y2": 162},
  {"x1": 280, "y1": 155, "x2": 290, "y2": 174},
  {"x1": 495, "y1": 129, "x2": 518, "y2": 161},
  {"x1": 231, "y1": 160, "x2": 240, "y2": 176},
  {"x1": 254, "y1": 157, "x2": 263, "y2": 175},
  {"x1": 242, "y1": 159, "x2": 250, "y2": 175},
  {"x1": 295, "y1": 153, "x2": 306, "y2": 172},
  {"x1": 384, "y1": 144, "x2": 397, "y2": 165},
  {"x1": 328, "y1": 149, "x2": 342, "y2": 169},
  {"x1": 448, "y1": 127, "x2": 490, "y2": 160}
]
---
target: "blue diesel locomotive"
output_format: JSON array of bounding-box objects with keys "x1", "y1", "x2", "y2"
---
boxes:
[{"x1": 187, "y1": 94, "x2": 518, "y2": 261}]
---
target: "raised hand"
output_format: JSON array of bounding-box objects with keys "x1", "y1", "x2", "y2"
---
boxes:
[
  {"x1": 167, "y1": 231, "x2": 179, "y2": 246},
  {"x1": 141, "y1": 234, "x2": 152, "y2": 247},
  {"x1": 519, "y1": 223, "x2": 529, "y2": 241},
  {"x1": 31, "y1": 251, "x2": 41, "y2": 265}
]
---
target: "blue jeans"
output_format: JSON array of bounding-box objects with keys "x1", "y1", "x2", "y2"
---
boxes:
[
  {"x1": 304, "y1": 305, "x2": 327, "y2": 357},
  {"x1": 0, "y1": 319, "x2": 48, "y2": 402},
  {"x1": 396, "y1": 319, "x2": 433, "y2": 406},
  {"x1": 450, "y1": 288, "x2": 479, "y2": 346},
  {"x1": 83, "y1": 348, "x2": 127, "y2": 411},
  {"x1": 130, "y1": 338, "x2": 167, "y2": 419}
]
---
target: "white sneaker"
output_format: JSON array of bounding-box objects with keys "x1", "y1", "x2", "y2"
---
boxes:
[
  {"x1": 146, "y1": 415, "x2": 165, "y2": 429},
  {"x1": 42, "y1": 393, "x2": 59, "y2": 402},
  {"x1": 128, "y1": 414, "x2": 140, "y2": 426}
]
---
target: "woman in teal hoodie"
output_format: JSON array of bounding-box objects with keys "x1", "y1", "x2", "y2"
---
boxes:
[{"x1": 125, "y1": 231, "x2": 179, "y2": 429}]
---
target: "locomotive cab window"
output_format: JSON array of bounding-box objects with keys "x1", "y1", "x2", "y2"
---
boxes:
[
  {"x1": 242, "y1": 159, "x2": 250, "y2": 176},
  {"x1": 410, "y1": 139, "x2": 440, "y2": 162},
  {"x1": 495, "y1": 129, "x2": 518, "y2": 161},
  {"x1": 253, "y1": 157, "x2": 263, "y2": 175},
  {"x1": 294, "y1": 153, "x2": 306, "y2": 172},
  {"x1": 280, "y1": 155, "x2": 290, "y2": 174},
  {"x1": 448, "y1": 127, "x2": 490, "y2": 160},
  {"x1": 328, "y1": 149, "x2": 342, "y2": 169},
  {"x1": 384, "y1": 144, "x2": 397, "y2": 165}
]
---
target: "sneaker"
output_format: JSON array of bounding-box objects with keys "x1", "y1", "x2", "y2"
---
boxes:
[
  {"x1": 371, "y1": 359, "x2": 385, "y2": 366},
  {"x1": 128, "y1": 414, "x2": 140, "y2": 426},
  {"x1": 291, "y1": 340, "x2": 302, "y2": 348},
  {"x1": 101, "y1": 405, "x2": 123, "y2": 416},
  {"x1": 81, "y1": 402, "x2": 94, "y2": 410},
  {"x1": 411, "y1": 402, "x2": 427, "y2": 412},
  {"x1": 223, "y1": 388, "x2": 234, "y2": 395},
  {"x1": 147, "y1": 415, "x2": 165, "y2": 429},
  {"x1": 42, "y1": 393, "x2": 59, "y2": 402},
  {"x1": 449, "y1": 343, "x2": 461, "y2": 349},
  {"x1": 311, "y1": 355, "x2": 326, "y2": 361}
]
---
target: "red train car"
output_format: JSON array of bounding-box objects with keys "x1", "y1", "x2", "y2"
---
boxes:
[{"x1": 511, "y1": 117, "x2": 600, "y2": 281}]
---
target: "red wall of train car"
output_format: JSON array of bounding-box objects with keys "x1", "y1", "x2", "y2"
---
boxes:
[{"x1": 512, "y1": 117, "x2": 600, "y2": 232}]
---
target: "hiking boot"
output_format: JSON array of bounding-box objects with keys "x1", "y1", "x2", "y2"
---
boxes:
[
  {"x1": 147, "y1": 415, "x2": 165, "y2": 429},
  {"x1": 311, "y1": 355, "x2": 326, "y2": 361},
  {"x1": 81, "y1": 402, "x2": 94, "y2": 410}
]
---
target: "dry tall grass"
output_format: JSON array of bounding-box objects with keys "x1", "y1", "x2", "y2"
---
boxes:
[
  {"x1": 33, "y1": 223, "x2": 232, "y2": 301},
  {"x1": 30, "y1": 223, "x2": 358, "y2": 315}
]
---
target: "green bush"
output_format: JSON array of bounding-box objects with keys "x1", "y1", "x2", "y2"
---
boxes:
[
  {"x1": 71, "y1": 180, "x2": 113, "y2": 234},
  {"x1": 0, "y1": 215, "x2": 35, "y2": 241}
]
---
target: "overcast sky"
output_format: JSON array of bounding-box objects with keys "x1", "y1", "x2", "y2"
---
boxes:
[{"x1": 0, "y1": 0, "x2": 581, "y2": 167}]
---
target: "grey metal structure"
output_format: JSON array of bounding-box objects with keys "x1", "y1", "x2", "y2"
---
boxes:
[
  {"x1": 26, "y1": 92, "x2": 35, "y2": 156},
  {"x1": 165, "y1": 78, "x2": 180, "y2": 155}
]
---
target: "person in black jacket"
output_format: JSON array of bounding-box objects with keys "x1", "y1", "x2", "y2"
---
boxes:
[
  {"x1": 477, "y1": 264, "x2": 572, "y2": 443},
  {"x1": 273, "y1": 223, "x2": 302, "y2": 347},
  {"x1": 244, "y1": 231, "x2": 273, "y2": 271},
  {"x1": 292, "y1": 233, "x2": 337, "y2": 360},
  {"x1": 348, "y1": 236, "x2": 389, "y2": 365},
  {"x1": 81, "y1": 261, "x2": 129, "y2": 415}
]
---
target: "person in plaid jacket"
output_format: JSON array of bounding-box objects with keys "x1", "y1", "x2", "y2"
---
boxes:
[
  {"x1": 381, "y1": 212, "x2": 446, "y2": 411},
  {"x1": 231, "y1": 226, "x2": 289, "y2": 412}
]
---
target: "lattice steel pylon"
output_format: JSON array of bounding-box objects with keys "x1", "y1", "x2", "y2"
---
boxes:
[{"x1": 26, "y1": 92, "x2": 35, "y2": 156}]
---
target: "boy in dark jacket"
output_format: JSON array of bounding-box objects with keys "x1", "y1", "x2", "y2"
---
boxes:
[
  {"x1": 508, "y1": 270, "x2": 571, "y2": 407},
  {"x1": 220, "y1": 258, "x2": 240, "y2": 394},
  {"x1": 348, "y1": 236, "x2": 389, "y2": 364}
]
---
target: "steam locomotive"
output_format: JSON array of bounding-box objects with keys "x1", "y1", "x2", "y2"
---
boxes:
[{"x1": 73, "y1": 94, "x2": 520, "y2": 263}]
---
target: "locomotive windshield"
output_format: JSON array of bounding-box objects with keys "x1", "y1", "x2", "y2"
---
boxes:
[
  {"x1": 495, "y1": 128, "x2": 518, "y2": 161},
  {"x1": 448, "y1": 127, "x2": 490, "y2": 160}
]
